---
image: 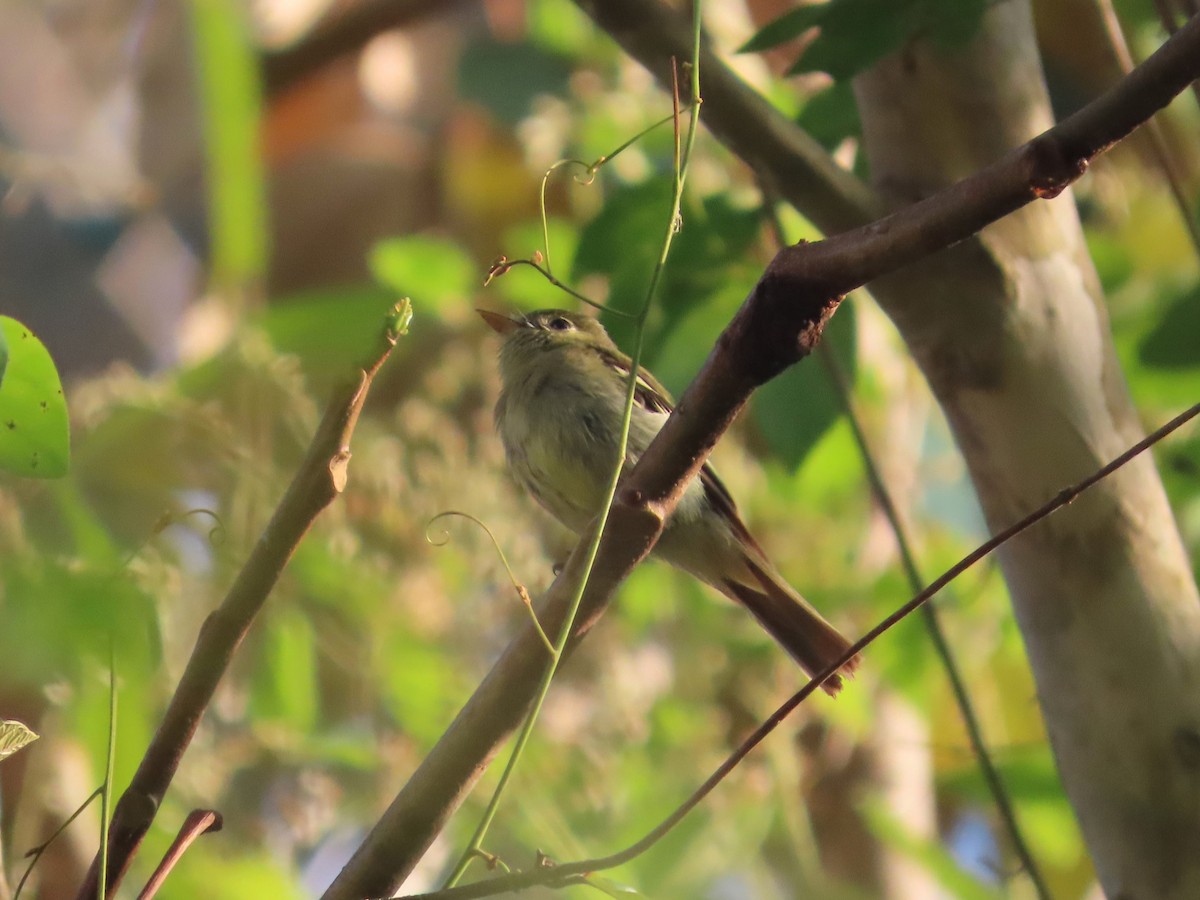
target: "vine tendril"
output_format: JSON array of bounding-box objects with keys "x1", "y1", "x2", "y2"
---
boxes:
[{"x1": 426, "y1": 511, "x2": 556, "y2": 657}]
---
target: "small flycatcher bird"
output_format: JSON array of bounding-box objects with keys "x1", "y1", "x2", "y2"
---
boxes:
[{"x1": 480, "y1": 308, "x2": 858, "y2": 694}]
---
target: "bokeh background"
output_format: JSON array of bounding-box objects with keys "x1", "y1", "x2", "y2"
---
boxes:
[{"x1": 1, "y1": 1, "x2": 1198, "y2": 897}]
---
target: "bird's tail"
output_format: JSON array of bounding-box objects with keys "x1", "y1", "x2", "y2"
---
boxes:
[{"x1": 721, "y1": 557, "x2": 859, "y2": 696}]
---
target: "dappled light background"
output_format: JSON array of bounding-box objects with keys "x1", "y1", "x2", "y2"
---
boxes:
[{"x1": 1, "y1": 1, "x2": 1198, "y2": 898}]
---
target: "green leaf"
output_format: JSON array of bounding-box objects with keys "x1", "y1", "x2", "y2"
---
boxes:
[
  {"x1": 748, "y1": 0, "x2": 988, "y2": 81},
  {"x1": 0, "y1": 316, "x2": 70, "y2": 478},
  {"x1": 189, "y1": 0, "x2": 268, "y2": 288},
  {"x1": 492, "y1": 217, "x2": 581, "y2": 308},
  {"x1": 926, "y1": 0, "x2": 990, "y2": 46},
  {"x1": 0, "y1": 719, "x2": 39, "y2": 762},
  {"x1": 258, "y1": 285, "x2": 398, "y2": 382},
  {"x1": 789, "y1": 0, "x2": 919, "y2": 81},
  {"x1": 745, "y1": 0, "x2": 989, "y2": 79},
  {"x1": 740, "y1": 5, "x2": 827, "y2": 53},
  {"x1": 939, "y1": 745, "x2": 1066, "y2": 806},
  {"x1": 1138, "y1": 284, "x2": 1200, "y2": 368},
  {"x1": 751, "y1": 300, "x2": 856, "y2": 471},
  {"x1": 527, "y1": 0, "x2": 596, "y2": 56},
  {"x1": 797, "y1": 80, "x2": 862, "y2": 151},
  {"x1": 573, "y1": 177, "x2": 673, "y2": 281},
  {"x1": 369, "y1": 235, "x2": 475, "y2": 308},
  {"x1": 388, "y1": 297, "x2": 414, "y2": 337},
  {"x1": 575, "y1": 179, "x2": 762, "y2": 364}
]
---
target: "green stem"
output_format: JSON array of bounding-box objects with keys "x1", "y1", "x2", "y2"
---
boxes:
[
  {"x1": 441, "y1": 2, "x2": 705, "y2": 887},
  {"x1": 98, "y1": 641, "x2": 117, "y2": 900}
]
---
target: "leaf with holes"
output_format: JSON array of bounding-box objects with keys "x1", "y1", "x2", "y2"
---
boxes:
[{"x1": 0, "y1": 317, "x2": 69, "y2": 478}]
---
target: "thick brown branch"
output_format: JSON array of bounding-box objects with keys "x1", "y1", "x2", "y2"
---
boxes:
[
  {"x1": 322, "y1": 16, "x2": 1200, "y2": 900},
  {"x1": 75, "y1": 316, "x2": 404, "y2": 899}
]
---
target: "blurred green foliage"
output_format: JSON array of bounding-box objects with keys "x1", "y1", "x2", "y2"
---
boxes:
[
  {"x1": 189, "y1": 0, "x2": 268, "y2": 292},
  {"x1": 0, "y1": 0, "x2": 1197, "y2": 898},
  {"x1": 0, "y1": 317, "x2": 69, "y2": 478},
  {"x1": 741, "y1": 0, "x2": 989, "y2": 80}
]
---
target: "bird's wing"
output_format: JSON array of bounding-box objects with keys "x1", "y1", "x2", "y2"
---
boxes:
[{"x1": 596, "y1": 347, "x2": 767, "y2": 558}]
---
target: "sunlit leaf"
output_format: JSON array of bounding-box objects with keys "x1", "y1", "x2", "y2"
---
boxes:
[
  {"x1": 388, "y1": 297, "x2": 413, "y2": 338},
  {"x1": 527, "y1": 0, "x2": 597, "y2": 56},
  {"x1": 0, "y1": 316, "x2": 69, "y2": 478},
  {"x1": 0, "y1": 719, "x2": 38, "y2": 762},
  {"x1": 493, "y1": 217, "x2": 582, "y2": 308},
  {"x1": 369, "y1": 235, "x2": 475, "y2": 309},
  {"x1": 259, "y1": 285, "x2": 398, "y2": 380}
]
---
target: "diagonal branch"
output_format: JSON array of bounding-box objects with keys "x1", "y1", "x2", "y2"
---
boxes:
[
  {"x1": 395, "y1": 400, "x2": 1200, "y2": 900},
  {"x1": 75, "y1": 309, "x2": 408, "y2": 899},
  {"x1": 322, "y1": 16, "x2": 1200, "y2": 900}
]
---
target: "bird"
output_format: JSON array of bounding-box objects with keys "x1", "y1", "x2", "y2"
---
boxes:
[{"x1": 479, "y1": 308, "x2": 858, "y2": 694}]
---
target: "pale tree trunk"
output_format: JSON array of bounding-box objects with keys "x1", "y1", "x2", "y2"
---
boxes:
[{"x1": 853, "y1": 2, "x2": 1200, "y2": 897}]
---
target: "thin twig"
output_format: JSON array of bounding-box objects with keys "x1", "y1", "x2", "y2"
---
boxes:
[
  {"x1": 484, "y1": 257, "x2": 604, "y2": 311},
  {"x1": 97, "y1": 642, "x2": 117, "y2": 899},
  {"x1": 818, "y1": 345, "x2": 1050, "y2": 900},
  {"x1": 14, "y1": 788, "x2": 103, "y2": 900},
  {"x1": 439, "y1": 11, "x2": 706, "y2": 888},
  {"x1": 757, "y1": 196, "x2": 1037, "y2": 883},
  {"x1": 426, "y1": 511, "x2": 557, "y2": 657},
  {"x1": 74, "y1": 306, "x2": 408, "y2": 899},
  {"x1": 136, "y1": 810, "x2": 222, "y2": 899},
  {"x1": 324, "y1": 20, "x2": 1200, "y2": 898},
  {"x1": 537, "y1": 113, "x2": 675, "y2": 279},
  {"x1": 396, "y1": 401, "x2": 1200, "y2": 900}
]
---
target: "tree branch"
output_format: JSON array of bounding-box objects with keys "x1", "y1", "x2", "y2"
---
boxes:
[
  {"x1": 76, "y1": 311, "x2": 407, "y2": 899},
  {"x1": 322, "y1": 16, "x2": 1200, "y2": 899},
  {"x1": 396, "y1": 400, "x2": 1200, "y2": 899}
]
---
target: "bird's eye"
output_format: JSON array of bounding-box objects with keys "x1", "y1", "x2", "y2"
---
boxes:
[{"x1": 547, "y1": 316, "x2": 573, "y2": 332}]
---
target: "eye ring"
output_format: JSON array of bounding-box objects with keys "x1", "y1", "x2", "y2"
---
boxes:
[{"x1": 547, "y1": 316, "x2": 573, "y2": 332}]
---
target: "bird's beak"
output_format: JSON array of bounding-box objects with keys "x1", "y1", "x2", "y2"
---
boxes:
[{"x1": 477, "y1": 309, "x2": 522, "y2": 334}]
